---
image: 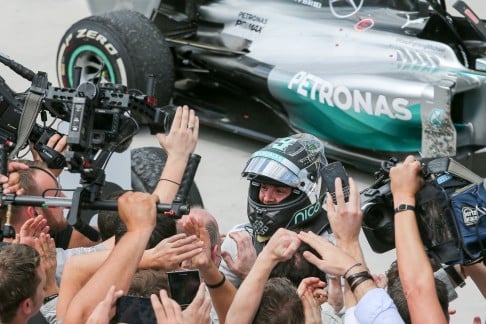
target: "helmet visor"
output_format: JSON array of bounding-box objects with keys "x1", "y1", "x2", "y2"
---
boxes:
[{"x1": 243, "y1": 156, "x2": 300, "y2": 187}]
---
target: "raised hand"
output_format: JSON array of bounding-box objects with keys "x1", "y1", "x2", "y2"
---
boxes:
[
  {"x1": 182, "y1": 283, "x2": 212, "y2": 324},
  {"x1": 260, "y1": 228, "x2": 301, "y2": 263},
  {"x1": 1, "y1": 161, "x2": 29, "y2": 194},
  {"x1": 298, "y1": 230, "x2": 356, "y2": 276},
  {"x1": 15, "y1": 214, "x2": 50, "y2": 246},
  {"x1": 145, "y1": 233, "x2": 204, "y2": 270},
  {"x1": 86, "y1": 286, "x2": 123, "y2": 324},
  {"x1": 325, "y1": 177, "x2": 362, "y2": 245},
  {"x1": 151, "y1": 289, "x2": 184, "y2": 324},
  {"x1": 221, "y1": 230, "x2": 257, "y2": 280},
  {"x1": 117, "y1": 191, "x2": 158, "y2": 234},
  {"x1": 156, "y1": 105, "x2": 199, "y2": 158}
]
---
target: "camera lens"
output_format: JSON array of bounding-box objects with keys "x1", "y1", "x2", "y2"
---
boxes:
[{"x1": 363, "y1": 203, "x2": 391, "y2": 228}]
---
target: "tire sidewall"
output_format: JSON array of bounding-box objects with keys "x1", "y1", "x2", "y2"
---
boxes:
[{"x1": 57, "y1": 20, "x2": 132, "y2": 88}]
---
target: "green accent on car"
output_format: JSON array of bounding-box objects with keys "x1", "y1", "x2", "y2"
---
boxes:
[
  {"x1": 68, "y1": 45, "x2": 116, "y2": 86},
  {"x1": 267, "y1": 69, "x2": 424, "y2": 152}
]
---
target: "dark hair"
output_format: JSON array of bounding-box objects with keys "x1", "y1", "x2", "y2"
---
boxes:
[
  {"x1": 0, "y1": 244, "x2": 41, "y2": 323},
  {"x1": 386, "y1": 260, "x2": 449, "y2": 324},
  {"x1": 253, "y1": 277, "x2": 304, "y2": 324},
  {"x1": 270, "y1": 242, "x2": 327, "y2": 286},
  {"x1": 128, "y1": 269, "x2": 169, "y2": 297},
  {"x1": 98, "y1": 190, "x2": 126, "y2": 241},
  {"x1": 115, "y1": 214, "x2": 177, "y2": 249}
]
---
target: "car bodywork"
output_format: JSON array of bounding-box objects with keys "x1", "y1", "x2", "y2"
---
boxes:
[{"x1": 63, "y1": 0, "x2": 486, "y2": 174}]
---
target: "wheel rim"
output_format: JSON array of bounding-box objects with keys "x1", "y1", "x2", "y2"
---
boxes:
[{"x1": 68, "y1": 45, "x2": 116, "y2": 86}]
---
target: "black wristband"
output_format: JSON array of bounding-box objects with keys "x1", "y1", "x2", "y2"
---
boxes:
[
  {"x1": 43, "y1": 293, "x2": 59, "y2": 304},
  {"x1": 346, "y1": 270, "x2": 371, "y2": 287},
  {"x1": 350, "y1": 275, "x2": 373, "y2": 293},
  {"x1": 206, "y1": 271, "x2": 226, "y2": 289},
  {"x1": 394, "y1": 204, "x2": 415, "y2": 214}
]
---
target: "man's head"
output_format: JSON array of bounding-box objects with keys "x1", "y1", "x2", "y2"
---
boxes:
[
  {"x1": 9, "y1": 160, "x2": 67, "y2": 233},
  {"x1": 115, "y1": 213, "x2": 177, "y2": 249},
  {"x1": 0, "y1": 244, "x2": 46, "y2": 323},
  {"x1": 253, "y1": 277, "x2": 304, "y2": 324},
  {"x1": 242, "y1": 133, "x2": 328, "y2": 239},
  {"x1": 386, "y1": 260, "x2": 450, "y2": 324}
]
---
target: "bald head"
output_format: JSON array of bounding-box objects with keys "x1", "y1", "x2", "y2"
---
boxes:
[{"x1": 178, "y1": 207, "x2": 220, "y2": 248}]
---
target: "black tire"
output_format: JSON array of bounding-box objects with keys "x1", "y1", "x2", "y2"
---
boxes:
[
  {"x1": 131, "y1": 147, "x2": 204, "y2": 207},
  {"x1": 56, "y1": 10, "x2": 174, "y2": 112}
]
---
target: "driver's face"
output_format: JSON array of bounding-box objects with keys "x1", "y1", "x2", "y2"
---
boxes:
[{"x1": 259, "y1": 183, "x2": 292, "y2": 205}]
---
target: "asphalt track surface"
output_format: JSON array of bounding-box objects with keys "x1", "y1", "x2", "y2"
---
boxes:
[{"x1": 0, "y1": 1, "x2": 484, "y2": 322}]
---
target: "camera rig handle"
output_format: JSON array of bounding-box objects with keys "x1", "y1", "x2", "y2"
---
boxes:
[{"x1": 167, "y1": 153, "x2": 201, "y2": 218}]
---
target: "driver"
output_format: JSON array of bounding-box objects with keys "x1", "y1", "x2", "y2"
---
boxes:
[{"x1": 219, "y1": 133, "x2": 331, "y2": 287}]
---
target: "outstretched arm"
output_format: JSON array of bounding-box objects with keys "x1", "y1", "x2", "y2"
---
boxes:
[
  {"x1": 62, "y1": 192, "x2": 158, "y2": 323},
  {"x1": 390, "y1": 155, "x2": 447, "y2": 323},
  {"x1": 153, "y1": 105, "x2": 199, "y2": 203},
  {"x1": 226, "y1": 228, "x2": 300, "y2": 323}
]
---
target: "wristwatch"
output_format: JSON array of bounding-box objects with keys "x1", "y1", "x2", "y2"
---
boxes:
[{"x1": 394, "y1": 204, "x2": 415, "y2": 213}]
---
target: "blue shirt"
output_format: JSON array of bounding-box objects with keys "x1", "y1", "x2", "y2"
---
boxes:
[{"x1": 354, "y1": 288, "x2": 405, "y2": 324}]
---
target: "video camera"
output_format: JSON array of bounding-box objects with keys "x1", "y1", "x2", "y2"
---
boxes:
[
  {"x1": 0, "y1": 53, "x2": 174, "y2": 169},
  {"x1": 360, "y1": 156, "x2": 486, "y2": 265},
  {"x1": 0, "y1": 53, "x2": 189, "y2": 242}
]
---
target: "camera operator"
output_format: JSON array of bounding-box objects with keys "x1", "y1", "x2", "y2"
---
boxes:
[
  {"x1": 1, "y1": 159, "x2": 100, "y2": 249},
  {"x1": 390, "y1": 156, "x2": 464, "y2": 323}
]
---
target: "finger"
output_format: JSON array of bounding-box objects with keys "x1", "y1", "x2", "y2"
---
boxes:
[
  {"x1": 55, "y1": 135, "x2": 68, "y2": 153},
  {"x1": 298, "y1": 231, "x2": 325, "y2": 251},
  {"x1": 170, "y1": 106, "x2": 183, "y2": 131},
  {"x1": 190, "y1": 283, "x2": 206, "y2": 307},
  {"x1": 173, "y1": 247, "x2": 203, "y2": 263},
  {"x1": 151, "y1": 293, "x2": 166, "y2": 321},
  {"x1": 7, "y1": 162, "x2": 29, "y2": 172},
  {"x1": 302, "y1": 250, "x2": 323, "y2": 268},
  {"x1": 192, "y1": 115, "x2": 199, "y2": 140},
  {"x1": 348, "y1": 177, "x2": 360, "y2": 211},
  {"x1": 221, "y1": 252, "x2": 237, "y2": 269},
  {"x1": 180, "y1": 105, "x2": 190, "y2": 130},
  {"x1": 334, "y1": 177, "x2": 345, "y2": 206},
  {"x1": 326, "y1": 192, "x2": 336, "y2": 218},
  {"x1": 160, "y1": 289, "x2": 180, "y2": 319}
]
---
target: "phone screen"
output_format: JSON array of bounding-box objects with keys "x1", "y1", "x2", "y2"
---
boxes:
[
  {"x1": 167, "y1": 269, "x2": 201, "y2": 310},
  {"x1": 115, "y1": 295, "x2": 156, "y2": 324},
  {"x1": 323, "y1": 161, "x2": 350, "y2": 204}
]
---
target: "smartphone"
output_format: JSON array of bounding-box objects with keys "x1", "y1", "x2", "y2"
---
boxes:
[
  {"x1": 323, "y1": 161, "x2": 350, "y2": 204},
  {"x1": 167, "y1": 269, "x2": 201, "y2": 310},
  {"x1": 115, "y1": 295, "x2": 156, "y2": 324}
]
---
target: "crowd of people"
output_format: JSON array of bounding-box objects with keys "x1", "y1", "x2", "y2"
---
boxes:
[{"x1": 0, "y1": 105, "x2": 485, "y2": 324}]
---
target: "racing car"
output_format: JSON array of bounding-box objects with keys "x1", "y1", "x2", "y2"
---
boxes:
[{"x1": 55, "y1": 0, "x2": 486, "y2": 175}]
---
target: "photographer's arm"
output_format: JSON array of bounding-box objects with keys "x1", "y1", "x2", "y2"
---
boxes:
[
  {"x1": 153, "y1": 105, "x2": 199, "y2": 203},
  {"x1": 390, "y1": 156, "x2": 447, "y2": 323},
  {"x1": 62, "y1": 192, "x2": 157, "y2": 324}
]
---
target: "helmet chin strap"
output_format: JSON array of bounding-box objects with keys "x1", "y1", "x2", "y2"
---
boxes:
[{"x1": 256, "y1": 234, "x2": 270, "y2": 243}]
